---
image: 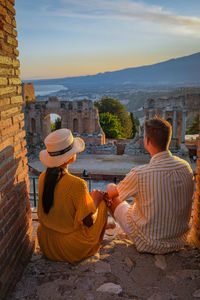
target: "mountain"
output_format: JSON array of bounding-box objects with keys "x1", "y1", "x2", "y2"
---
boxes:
[{"x1": 29, "y1": 52, "x2": 200, "y2": 88}]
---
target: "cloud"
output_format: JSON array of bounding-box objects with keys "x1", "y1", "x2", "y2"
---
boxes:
[{"x1": 45, "y1": 0, "x2": 200, "y2": 37}]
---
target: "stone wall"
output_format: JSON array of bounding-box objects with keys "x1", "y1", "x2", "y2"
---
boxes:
[
  {"x1": 23, "y1": 95, "x2": 105, "y2": 151},
  {"x1": 144, "y1": 94, "x2": 200, "y2": 150},
  {"x1": 22, "y1": 83, "x2": 35, "y2": 102},
  {"x1": 0, "y1": 1, "x2": 34, "y2": 298}
]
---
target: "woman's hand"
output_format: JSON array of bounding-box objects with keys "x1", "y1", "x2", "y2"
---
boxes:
[{"x1": 90, "y1": 189, "x2": 104, "y2": 208}]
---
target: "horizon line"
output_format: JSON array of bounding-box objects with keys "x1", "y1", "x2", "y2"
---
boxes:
[{"x1": 21, "y1": 50, "x2": 200, "y2": 82}]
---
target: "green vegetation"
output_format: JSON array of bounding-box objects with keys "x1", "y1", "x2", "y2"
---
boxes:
[
  {"x1": 99, "y1": 112, "x2": 124, "y2": 138},
  {"x1": 186, "y1": 114, "x2": 199, "y2": 134},
  {"x1": 130, "y1": 112, "x2": 139, "y2": 138},
  {"x1": 51, "y1": 117, "x2": 62, "y2": 132},
  {"x1": 95, "y1": 97, "x2": 139, "y2": 139}
]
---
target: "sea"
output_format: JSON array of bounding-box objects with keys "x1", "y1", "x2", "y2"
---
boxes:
[
  {"x1": 34, "y1": 84, "x2": 68, "y2": 97},
  {"x1": 34, "y1": 84, "x2": 68, "y2": 122}
]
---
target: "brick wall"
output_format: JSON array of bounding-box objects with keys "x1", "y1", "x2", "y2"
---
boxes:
[
  {"x1": 0, "y1": 1, "x2": 34, "y2": 299},
  {"x1": 191, "y1": 114, "x2": 200, "y2": 249}
]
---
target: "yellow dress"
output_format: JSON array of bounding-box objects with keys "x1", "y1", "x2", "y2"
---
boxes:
[{"x1": 37, "y1": 171, "x2": 107, "y2": 263}]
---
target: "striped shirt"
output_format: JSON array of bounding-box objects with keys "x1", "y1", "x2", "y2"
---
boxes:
[{"x1": 117, "y1": 150, "x2": 194, "y2": 254}]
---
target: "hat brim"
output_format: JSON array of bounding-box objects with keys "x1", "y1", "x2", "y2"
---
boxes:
[{"x1": 40, "y1": 137, "x2": 85, "y2": 168}]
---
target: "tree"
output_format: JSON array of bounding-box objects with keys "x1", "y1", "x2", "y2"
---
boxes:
[
  {"x1": 99, "y1": 112, "x2": 124, "y2": 138},
  {"x1": 186, "y1": 114, "x2": 199, "y2": 134},
  {"x1": 130, "y1": 112, "x2": 139, "y2": 138},
  {"x1": 51, "y1": 117, "x2": 62, "y2": 132},
  {"x1": 51, "y1": 122, "x2": 55, "y2": 132},
  {"x1": 96, "y1": 97, "x2": 133, "y2": 138}
]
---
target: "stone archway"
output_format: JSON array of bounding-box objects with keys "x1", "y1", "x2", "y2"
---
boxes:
[
  {"x1": 22, "y1": 87, "x2": 104, "y2": 146},
  {"x1": 144, "y1": 94, "x2": 200, "y2": 151},
  {"x1": 73, "y1": 118, "x2": 78, "y2": 132},
  {"x1": 31, "y1": 117, "x2": 36, "y2": 132}
]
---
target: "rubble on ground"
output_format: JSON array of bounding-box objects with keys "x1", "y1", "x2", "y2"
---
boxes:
[{"x1": 10, "y1": 225, "x2": 200, "y2": 300}]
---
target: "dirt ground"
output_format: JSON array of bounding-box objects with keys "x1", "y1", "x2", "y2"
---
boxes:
[
  {"x1": 29, "y1": 153, "x2": 196, "y2": 175},
  {"x1": 10, "y1": 224, "x2": 200, "y2": 300},
  {"x1": 29, "y1": 154, "x2": 150, "y2": 176}
]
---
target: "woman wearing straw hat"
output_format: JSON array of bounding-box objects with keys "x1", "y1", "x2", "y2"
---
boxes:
[{"x1": 37, "y1": 128, "x2": 108, "y2": 263}]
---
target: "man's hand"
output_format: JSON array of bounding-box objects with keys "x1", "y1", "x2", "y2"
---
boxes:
[
  {"x1": 109, "y1": 196, "x2": 122, "y2": 215},
  {"x1": 103, "y1": 192, "x2": 122, "y2": 217},
  {"x1": 103, "y1": 192, "x2": 113, "y2": 207}
]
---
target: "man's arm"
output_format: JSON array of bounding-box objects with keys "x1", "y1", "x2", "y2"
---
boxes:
[
  {"x1": 117, "y1": 169, "x2": 138, "y2": 202},
  {"x1": 107, "y1": 183, "x2": 118, "y2": 198},
  {"x1": 106, "y1": 170, "x2": 138, "y2": 216}
]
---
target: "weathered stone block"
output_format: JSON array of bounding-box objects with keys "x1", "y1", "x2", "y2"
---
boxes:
[
  {"x1": 13, "y1": 130, "x2": 26, "y2": 142},
  {"x1": 0, "y1": 136, "x2": 13, "y2": 152},
  {"x1": 0, "y1": 86, "x2": 16, "y2": 97},
  {"x1": 12, "y1": 113, "x2": 24, "y2": 124},
  {"x1": 11, "y1": 95, "x2": 23, "y2": 104},
  {"x1": 12, "y1": 58, "x2": 20, "y2": 67},
  {"x1": 14, "y1": 48, "x2": 19, "y2": 56},
  {"x1": 0, "y1": 30, "x2": 4, "y2": 38},
  {"x1": 0, "y1": 40, "x2": 14, "y2": 54},
  {"x1": 0, "y1": 0, "x2": 6, "y2": 7},
  {"x1": 15, "y1": 69, "x2": 20, "y2": 76},
  {"x1": 0, "y1": 86, "x2": 16, "y2": 96},
  {"x1": 5, "y1": 15, "x2": 12, "y2": 25},
  {"x1": 3, "y1": 23, "x2": 12, "y2": 34},
  {"x1": 9, "y1": 77, "x2": 21, "y2": 85},
  {"x1": 7, "y1": 35, "x2": 18, "y2": 47},
  {"x1": 12, "y1": 18, "x2": 16, "y2": 28},
  {"x1": 0, "y1": 5, "x2": 7, "y2": 17},
  {"x1": 17, "y1": 85, "x2": 22, "y2": 94},
  {"x1": 2, "y1": 123, "x2": 19, "y2": 137},
  {"x1": 0, "y1": 118, "x2": 12, "y2": 130},
  {"x1": 4, "y1": 0, "x2": 16, "y2": 15},
  {"x1": 0, "y1": 55, "x2": 12, "y2": 65},
  {"x1": 0, "y1": 77, "x2": 8, "y2": 85},
  {"x1": 8, "y1": 0, "x2": 15, "y2": 5},
  {"x1": 0, "y1": 106, "x2": 19, "y2": 118},
  {"x1": 0, "y1": 98, "x2": 10, "y2": 107},
  {"x1": 0, "y1": 67, "x2": 14, "y2": 76},
  {"x1": 12, "y1": 29, "x2": 17, "y2": 37}
]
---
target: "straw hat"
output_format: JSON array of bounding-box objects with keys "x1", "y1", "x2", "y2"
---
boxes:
[{"x1": 40, "y1": 128, "x2": 85, "y2": 168}]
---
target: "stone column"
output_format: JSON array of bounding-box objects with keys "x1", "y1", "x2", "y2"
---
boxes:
[
  {"x1": 180, "y1": 108, "x2": 188, "y2": 152},
  {"x1": 181, "y1": 109, "x2": 187, "y2": 143},
  {"x1": 172, "y1": 107, "x2": 177, "y2": 139},
  {"x1": 149, "y1": 109, "x2": 153, "y2": 118},
  {"x1": 162, "y1": 109, "x2": 166, "y2": 119},
  {"x1": 139, "y1": 123, "x2": 142, "y2": 136}
]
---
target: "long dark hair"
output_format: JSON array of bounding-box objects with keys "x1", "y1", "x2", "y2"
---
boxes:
[{"x1": 42, "y1": 167, "x2": 65, "y2": 214}]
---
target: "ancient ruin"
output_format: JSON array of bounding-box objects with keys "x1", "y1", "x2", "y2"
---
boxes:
[
  {"x1": 125, "y1": 94, "x2": 200, "y2": 158},
  {"x1": 22, "y1": 83, "x2": 105, "y2": 150},
  {"x1": 144, "y1": 94, "x2": 200, "y2": 151}
]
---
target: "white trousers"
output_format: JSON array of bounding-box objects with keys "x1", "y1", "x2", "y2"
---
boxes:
[{"x1": 114, "y1": 201, "x2": 132, "y2": 236}]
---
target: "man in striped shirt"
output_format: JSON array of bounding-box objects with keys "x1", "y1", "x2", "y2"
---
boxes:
[{"x1": 107, "y1": 117, "x2": 194, "y2": 254}]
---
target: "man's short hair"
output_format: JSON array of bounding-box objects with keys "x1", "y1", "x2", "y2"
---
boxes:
[{"x1": 144, "y1": 116, "x2": 172, "y2": 150}]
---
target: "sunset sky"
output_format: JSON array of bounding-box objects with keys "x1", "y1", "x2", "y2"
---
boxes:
[{"x1": 15, "y1": 0, "x2": 200, "y2": 80}]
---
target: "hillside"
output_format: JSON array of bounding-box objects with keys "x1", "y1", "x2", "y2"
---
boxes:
[{"x1": 29, "y1": 52, "x2": 200, "y2": 88}]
